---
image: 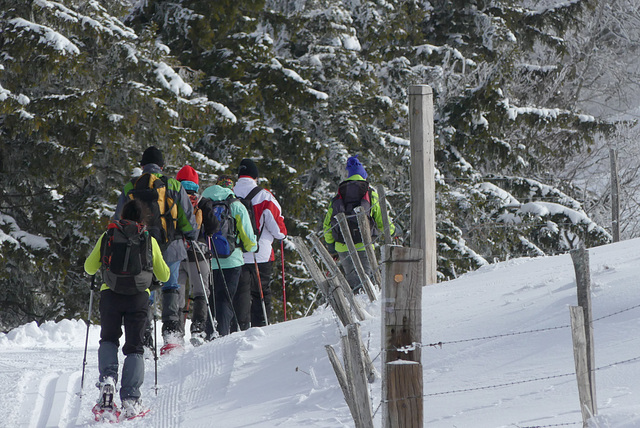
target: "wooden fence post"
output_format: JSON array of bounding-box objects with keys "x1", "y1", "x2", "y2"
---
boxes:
[
  {"x1": 409, "y1": 84, "x2": 436, "y2": 287},
  {"x1": 570, "y1": 306, "x2": 595, "y2": 427},
  {"x1": 307, "y1": 233, "x2": 367, "y2": 322},
  {"x1": 326, "y1": 324, "x2": 376, "y2": 428},
  {"x1": 354, "y1": 205, "x2": 382, "y2": 287},
  {"x1": 610, "y1": 148, "x2": 620, "y2": 242},
  {"x1": 570, "y1": 246, "x2": 597, "y2": 416},
  {"x1": 343, "y1": 324, "x2": 374, "y2": 428},
  {"x1": 381, "y1": 244, "x2": 424, "y2": 428},
  {"x1": 336, "y1": 212, "x2": 377, "y2": 301},
  {"x1": 292, "y1": 236, "x2": 354, "y2": 327},
  {"x1": 376, "y1": 184, "x2": 393, "y2": 245}
]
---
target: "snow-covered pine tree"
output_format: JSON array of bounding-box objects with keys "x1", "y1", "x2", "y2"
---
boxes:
[{"x1": 0, "y1": 0, "x2": 233, "y2": 329}]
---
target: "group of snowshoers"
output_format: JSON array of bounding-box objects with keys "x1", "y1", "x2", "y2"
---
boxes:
[{"x1": 84, "y1": 146, "x2": 392, "y2": 421}]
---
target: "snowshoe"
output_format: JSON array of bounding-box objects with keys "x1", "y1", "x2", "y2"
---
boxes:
[
  {"x1": 92, "y1": 377, "x2": 120, "y2": 423},
  {"x1": 160, "y1": 342, "x2": 184, "y2": 355},
  {"x1": 121, "y1": 398, "x2": 150, "y2": 420}
]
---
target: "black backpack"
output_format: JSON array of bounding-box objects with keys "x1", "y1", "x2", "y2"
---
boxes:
[
  {"x1": 330, "y1": 180, "x2": 375, "y2": 244},
  {"x1": 238, "y1": 186, "x2": 263, "y2": 251},
  {"x1": 209, "y1": 195, "x2": 239, "y2": 258},
  {"x1": 100, "y1": 220, "x2": 154, "y2": 295},
  {"x1": 127, "y1": 173, "x2": 177, "y2": 251}
]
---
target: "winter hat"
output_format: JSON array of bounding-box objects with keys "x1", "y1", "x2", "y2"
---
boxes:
[
  {"x1": 345, "y1": 155, "x2": 367, "y2": 179},
  {"x1": 238, "y1": 158, "x2": 258, "y2": 179},
  {"x1": 176, "y1": 165, "x2": 199, "y2": 185},
  {"x1": 140, "y1": 146, "x2": 164, "y2": 167},
  {"x1": 176, "y1": 165, "x2": 199, "y2": 192},
  {"x1": 216, "y1": 174, "x2": 235, "y2": 190}
]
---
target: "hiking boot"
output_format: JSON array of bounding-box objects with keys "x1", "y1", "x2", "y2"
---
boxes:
[
  {"x1": 92, "y1": 377, "x2": 119, "y2": 422},
  {"x1": 121, "y1": 398, "x2": 145, "y2": 419},
  {"x1": 190, "y1": 330, "x2": 206, "y2": 347},
  {"x1": 95, "y1": 377, "x2": 117, "y2": 408},
  {"x1": 162, "y1": 320, "x2": 184, "y2": 346}
]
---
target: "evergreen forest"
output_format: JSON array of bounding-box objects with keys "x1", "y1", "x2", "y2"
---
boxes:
[{"x1": 2, "y1": 0, "x2": 640, "y2": 331}]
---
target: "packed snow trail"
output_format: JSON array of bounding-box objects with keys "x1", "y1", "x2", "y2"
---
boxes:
[{"x1": 6, "y1": 239, "x2": 640, "y2": 426}]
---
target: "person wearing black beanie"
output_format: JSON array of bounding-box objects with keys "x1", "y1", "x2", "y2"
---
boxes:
[
  {"x1": 140, "y1": 146, "x2": 164, "y2": 167},
  {"x1": 238, "y1": 158, "x2": 259, "y2": 179},
  {"x1": 112, "y1": 146, "x2": 198, "y2": 354}
]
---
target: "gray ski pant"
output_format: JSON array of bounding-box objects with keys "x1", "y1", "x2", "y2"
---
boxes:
[{"x1": 338, "y1": 250, "x2": 374, "y2": 292}]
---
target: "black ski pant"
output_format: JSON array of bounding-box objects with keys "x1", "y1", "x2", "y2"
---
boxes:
[
  {"x1": 98, "y1": 289, "x2": 148, "y2": 400},
  {"x1": 205, "y1": 266, "x2": 241, "y2": 338},
  {"x1": 232, "y1": 261, "x2": 273, "y2": 331}
]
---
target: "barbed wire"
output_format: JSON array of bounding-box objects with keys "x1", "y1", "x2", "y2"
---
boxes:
[
  {"x1": 515, "y1": 423, "x2": 581, "y2": 428},
  {"x1": 387, "y1": 302, "x2": 640, "y2": 353},
  {"x1": 379, "y1": 353, "x2": 640, "y2": 401}
]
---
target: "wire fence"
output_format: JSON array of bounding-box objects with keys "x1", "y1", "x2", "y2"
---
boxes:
[{"x1": 368, "y1": 300, "x2": 640, "y2": 427}]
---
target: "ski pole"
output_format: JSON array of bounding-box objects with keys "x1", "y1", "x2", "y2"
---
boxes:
[
  {"x1": 153, "y1": 295, "x2": 158, "y2": 396},
  {"x1": 80, "y1": 275, "x2": 96, "y2": 395},
  {"x1": 253, "y1": 253, "x2": 269, "y2": 327},
  {"x1": 280, "y1": 240, "x2": 287, "y2": 321},
  {"x1": 209, "y1": 236, "x2": 241, "y2": 332},
  {"x1": 192, "y1": 240, "x2": 217, "y2": 336}
]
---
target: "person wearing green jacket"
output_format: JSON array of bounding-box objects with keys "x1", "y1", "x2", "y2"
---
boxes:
[
  {"x1": 200, "y1": 184, "x2": 257, "y2": 337},
  {"x1": 85, "y1": 199, "x2": 170, "y2": 420},
  {"x1": 323, "y1": 155, "x2": 395, "y2": 292}
]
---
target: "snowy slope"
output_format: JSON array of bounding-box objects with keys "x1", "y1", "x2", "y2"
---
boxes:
[{"x1": 3, "y1": 238, "x2": 640, "y2": 427}]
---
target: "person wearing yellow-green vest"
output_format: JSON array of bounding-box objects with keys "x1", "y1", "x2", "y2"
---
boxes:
[
  {"x1": 84, "y1": 199, "x2": 170, "y2": 419},
  {"x1": 323, "y1": 155, "x2": 395, "y2": 293}
]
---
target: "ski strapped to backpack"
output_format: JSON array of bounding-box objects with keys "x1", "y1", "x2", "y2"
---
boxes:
[
  {"x1": 100, "y1": 220, "x2": 154, "y2": 294},
  {"x1": 127, "y1": 173, "x2": 177, "y2": 250},
  {"x1": 330, "y1": 180, "x2": 376, "y2": 245},
  {"x1": 238, "y1": 186, "x2": 264, "y2": 251}
]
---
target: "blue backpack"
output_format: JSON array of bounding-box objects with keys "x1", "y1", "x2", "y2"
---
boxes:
[{"x1": 209, "y1": 196, "x2": 238, "y2": 258}]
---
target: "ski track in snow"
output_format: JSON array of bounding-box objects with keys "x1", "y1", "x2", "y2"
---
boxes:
[{"x1": 9, "y1": 366, "x2": 81, "y2": 428}]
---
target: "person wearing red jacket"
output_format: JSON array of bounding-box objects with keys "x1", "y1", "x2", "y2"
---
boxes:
[{"x1": 232, "y1": 159, "x2": 287, "y2": 329}]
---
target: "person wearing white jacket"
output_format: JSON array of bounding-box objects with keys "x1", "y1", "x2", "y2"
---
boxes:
[{"x1": 232, "y1": 159, "x2": 287, "y2": 329}]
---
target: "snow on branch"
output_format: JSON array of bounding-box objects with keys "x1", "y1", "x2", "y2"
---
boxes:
[
  {"x1": 270, "y1": 59, "x2": 329, "y2": 100},
  {"x1": 9, "y1": 18, "x2": 79, "y2": 55},
  {"x1": 0, "y1": 213, "x2": 49, "y2": 251},
  {"x1": 154, "y1": 62, "x2": 193, "y2": 97}
]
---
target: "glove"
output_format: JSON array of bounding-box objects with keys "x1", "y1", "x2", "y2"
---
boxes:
[
  {"x1": 149, "y1": 277, "x2": 163, "y2": 291},
  {"x1": 327, "y1": 242, "x2": 337, "y2": 256},
  {"x1": 89, "y1": 275, "x2": 100, "y2": 291}
]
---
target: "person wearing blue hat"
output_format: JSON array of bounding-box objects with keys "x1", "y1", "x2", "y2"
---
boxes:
[{"x1": 323, "y1": 155, "x2": 395, "y2": 292}]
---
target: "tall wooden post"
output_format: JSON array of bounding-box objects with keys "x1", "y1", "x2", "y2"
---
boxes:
[
  {"x1": 610, "y1": 148, "x2": 620, "y2": 242},
  {"x1": 409, "y1": 84, "x2": 436, "y2": 286}
]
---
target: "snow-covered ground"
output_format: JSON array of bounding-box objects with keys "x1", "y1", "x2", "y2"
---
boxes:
[{"x1": 3, "y1": 238, "x2": 640, "y2": 427}]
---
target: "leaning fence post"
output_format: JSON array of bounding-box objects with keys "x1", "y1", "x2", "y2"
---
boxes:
[
  {"x1": 293, "y1": 236, "x2": 354, "y2": 326},
  {"x1": 354, "y1": 205, "x2": 382, "y2": 287},
  {"x1": 570, "y1": 306, "x2": 595, "y2": 427},
  {"x1": 570, "y1": 246, "x2": 597, "y2": 416},
  {"x1": 376, "y1": 184, "x2": 393, "y2": 245},
  {"x1": 336, "y1": 212, "x2": 377, "y2": 301},
  {"x1": 307, "y1": 233, "x2": 367, "y2": 322}
]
